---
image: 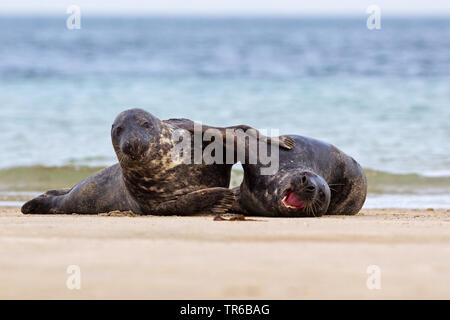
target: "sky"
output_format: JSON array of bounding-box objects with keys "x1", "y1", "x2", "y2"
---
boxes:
[{"x1": 1, "y1": 0, "x2": 450, "y2": 16}]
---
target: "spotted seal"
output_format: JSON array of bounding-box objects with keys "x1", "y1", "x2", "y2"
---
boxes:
[
  {"x1": 21, "y1": 108, "x2": 294, "y2": 215},
  {"x1": 231, "y1": 135, "x2": 367, "y2": 217}
]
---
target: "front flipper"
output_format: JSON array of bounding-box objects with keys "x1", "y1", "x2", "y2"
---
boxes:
[
  {"x1": 152, "y1": 187, "x2": 236, "y2": 216},
  {"x1": 214, "y1": 187, "x2": 250, "y2": 221},
  {"x1": 228, "y1": 186, "x2": 249, "y2": 215},
  {"x1": 164, "y1": 118, "x2": 295, "y2": 150}
]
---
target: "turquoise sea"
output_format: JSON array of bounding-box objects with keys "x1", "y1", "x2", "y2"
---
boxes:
[{"x1": 0, "y1": 17, "x2": 449, "y2": 208}]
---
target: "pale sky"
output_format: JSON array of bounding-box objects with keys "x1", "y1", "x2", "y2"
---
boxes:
[{"x1": 1, "y1": 0, "x2": 450, "y2": 16}]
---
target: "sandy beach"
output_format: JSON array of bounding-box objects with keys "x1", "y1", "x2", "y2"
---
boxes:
[{"x1": 1, "y1": 207, "x2": 449, "y2": 299}]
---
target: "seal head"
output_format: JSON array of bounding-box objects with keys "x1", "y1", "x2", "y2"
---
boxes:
[
  {"x1": 111, "y1": 108, "x2": 160, "y2": 162},
  {"x1": 277, "y1": 170, "x2": 331, "y2": 217}
]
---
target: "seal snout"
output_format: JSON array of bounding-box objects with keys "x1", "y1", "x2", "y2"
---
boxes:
[
  {"x1": 300, "y1": 172, "x2": 317, "y2": 195},
  {"x1": 299, "y1": 172, "x2": 318, "y2": 200},
  {"x1": 285, "y1": 172, "x2": 318, "y2": 204},
  {"x1": 121, "y1": 137, "x2": 149, "y2": 159}
]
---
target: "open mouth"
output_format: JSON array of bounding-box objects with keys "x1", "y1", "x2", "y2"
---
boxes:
[{"x1": 282, "y1": 190, "x2": 305, "y2": 209}]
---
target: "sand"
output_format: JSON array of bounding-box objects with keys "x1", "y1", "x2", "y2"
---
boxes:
[{"x1": 0, "y1": 207, "x2": 449, "y2": 299}]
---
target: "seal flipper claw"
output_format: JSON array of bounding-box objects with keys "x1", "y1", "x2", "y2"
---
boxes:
[
  {"x1": 210, "y1": 189, "x2": 236, "y2": 215},
  {"x1": 278, "y1": 135, "x2": 296, "y2": 150}
]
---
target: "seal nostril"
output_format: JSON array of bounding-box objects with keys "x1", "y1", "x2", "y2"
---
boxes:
[
  {"x1": 306, "y1": 185, "x2": 315, "y2": 192},
  {"x1": 301, "y1": 176, "x2": 307, "y2": 184},
  {"x1": 122, "y1": 140, "x2": 137, "y2": 155}
]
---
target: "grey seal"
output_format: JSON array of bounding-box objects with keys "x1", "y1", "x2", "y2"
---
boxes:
[{"x1": 231, "y1": 135, "x2": 367, "y2": 217}]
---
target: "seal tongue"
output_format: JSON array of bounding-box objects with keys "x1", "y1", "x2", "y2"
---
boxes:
[{"x1": 284, "y1": 191, "x2": 305, "y2": 208}]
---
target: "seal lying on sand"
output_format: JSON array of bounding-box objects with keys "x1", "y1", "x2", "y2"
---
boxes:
[
  {"x1": 22, "y1": 108, "x2": 294, "y2": 215},
  {"x1": 231, "y1": 135, "x2": 367, "y2": 217}
]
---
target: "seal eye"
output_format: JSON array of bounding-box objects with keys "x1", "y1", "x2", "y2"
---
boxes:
[
  {"x1": 142, "y1": 121, "x2": 152, "y2": 129},
  {"x1": 115, "y1": 126, "x2": 123, "y2": 136}
]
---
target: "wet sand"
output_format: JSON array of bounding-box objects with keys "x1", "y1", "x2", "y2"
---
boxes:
[{"x1": 0, "y1": 207, "x2": 449, "y2": 299}]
